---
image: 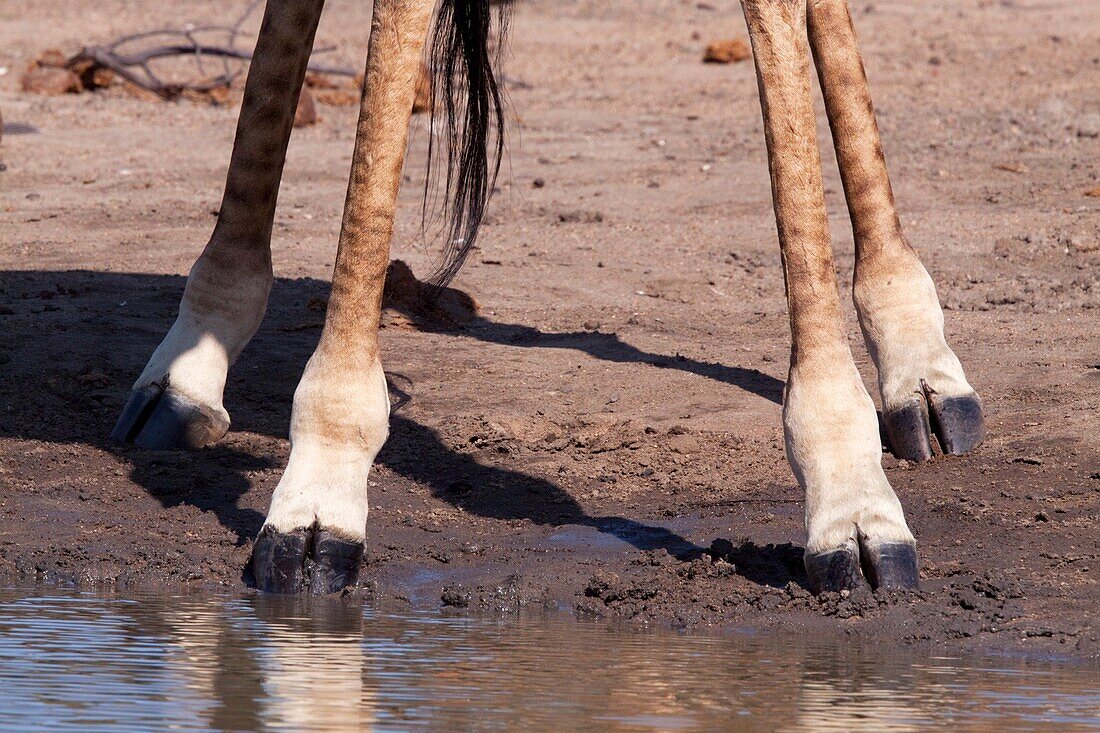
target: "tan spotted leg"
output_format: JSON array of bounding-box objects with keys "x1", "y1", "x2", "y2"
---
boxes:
[
  {"x1": 112, "y1": 0, "x2": 326, "y2": 449},
  {"x1": 250, "y1": 0, "x2": 436, "y2": 594},
  {"x1": 741, "y1": 0, "x2": 917, "y2": 593},
  {"x1": 808, "y1": 0, "x2": 984, "y2": 461}
]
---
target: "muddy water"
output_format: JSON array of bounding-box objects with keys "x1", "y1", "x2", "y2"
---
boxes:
[{"x1": 0, "y1": 589, "x2": 1095, "y2": 732}]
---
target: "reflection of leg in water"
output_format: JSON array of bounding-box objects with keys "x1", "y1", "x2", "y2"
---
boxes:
[
  {"x1": 252, "y1": 596, "x2": 373, "y2": 730},
  {"x1": 153, "y1": 597, "x2": 372, "y2": 731},
  {"x1": 151, "y1": 602, "x2": 267, "y2": 731},
  {"x1": 789, "y1": 643, "x2": 926, "y2": 732}
]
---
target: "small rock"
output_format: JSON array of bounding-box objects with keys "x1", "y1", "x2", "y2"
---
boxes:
[
  {"x1": 557, "y1": 210, "x2": 604, "y2": 224},
  {"x1": 1075, "y1": 112, "x2": 1100, "y2": 138},
  {"x1": 1068, "y1": 235, "x2": 1098, "y2": 253},
  {"x1": 668, "y1": 433, "x2": 699, "y2": 454}
]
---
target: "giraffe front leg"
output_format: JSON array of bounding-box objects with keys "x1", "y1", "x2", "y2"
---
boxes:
[
  {"x1": 111, "y1": 0, "x2": 326, "y2": 450},
  {"x1": 251, "y1": 0, "x2": 436, "y2": 594},
  {"x1": 785, "y1": 358, "x2": 918, "y2": 592},
  {"x1": 252, "y1": 352, "x2": 388, "y2": 594},
  {"x1": 742, "y1": 0, "x2": 918, "y2": 593},
  {"x1": 807, "y1": 0, "x2": 984, "y2": 462}
]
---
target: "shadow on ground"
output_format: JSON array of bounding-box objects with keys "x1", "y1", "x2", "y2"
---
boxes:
[{"x1": 0, "y1": 269, "x2": 798, "y2": 585}]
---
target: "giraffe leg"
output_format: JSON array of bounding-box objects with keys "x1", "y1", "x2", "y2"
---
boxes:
[
  {"x1": 251, "y1": 0, "x2": 435, "y2": 594},
  {"x1": 111, "y1": 0, "x2": 326, "y2": 450},
  {"x1": 741, "y1": 0, "x2": 918, "y2": 593},
  {"x1": 807, "y1": 0, "x2": 984, "y2": 462}
]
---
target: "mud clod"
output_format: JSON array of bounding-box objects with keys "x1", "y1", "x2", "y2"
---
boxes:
[
  {"x1": 702, "y1": 38, "x2": 751, "y2": 64},
  {"x1": 441, "y1": 583, "x2": 470, "y2": 608},
  {"x1": 22, "y1": 65, "x2": 82, "y2": 95}
]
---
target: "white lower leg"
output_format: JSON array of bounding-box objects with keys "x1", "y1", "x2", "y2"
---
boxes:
[
  {"x1": 263, "y1": 356, "x2": 390, "y2": 542},
  {"x1": 253, "y1": 0, "x2": 434, "y2": 593},
  {"x1": 785, "y1": 359, "x2": 914, "y2": 556},
  {"x1": 854, "y1": 255, "x2": 975, "y2": 413},
  {"x1": 134, "y1": 251, "x2": 272, "y2": 424},
  {"x1": 804, "y1": 0, "x2": 977, "y2": 418},
  {"x1": 743, "y1": 0, "x2": 920, "y2": 590}
]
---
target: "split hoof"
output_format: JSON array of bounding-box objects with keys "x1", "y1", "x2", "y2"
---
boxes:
[
  {"x1": 251, "y1": 525, "x2": 364, "y2": 595},
  {"x1": 884, "y1": 384, "x2": 984, "y2": 462},
  {"x1": 110, "y1": 380, "x2": 229, "y2": 450},
  {"x1": 251, "y1": 526, "x2": 310, "y2": 594},
  {"x1": 805, "y1": 539, "x2": 919, "y2": 594}
]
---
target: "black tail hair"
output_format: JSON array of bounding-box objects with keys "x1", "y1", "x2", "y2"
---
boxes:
[{"x1": 424, "y1": 0, "x2": 509, "y2": 288}]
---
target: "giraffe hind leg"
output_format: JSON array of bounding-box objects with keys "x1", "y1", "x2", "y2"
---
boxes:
[{"x1": 111, "y1": 0, "x2": 326, "y2": 450}]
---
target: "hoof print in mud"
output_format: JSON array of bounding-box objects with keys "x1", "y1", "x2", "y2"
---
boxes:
[
  {"x1": 805, "y1": 542, "x2": 919, "y2": 595},
  {"x1": 885, "y1": 387, "x2": 985, "y2": 462},
  {"x1": 110, "y1": 380, "x2": 229, "y2": 450},
  {"x1": 251, "y1": 525, "x2": 364, "y2": 595}
]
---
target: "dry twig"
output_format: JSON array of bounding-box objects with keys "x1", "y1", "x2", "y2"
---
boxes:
[{"x1": 62, "y1": 0, "x2": 356, "y2": 99}]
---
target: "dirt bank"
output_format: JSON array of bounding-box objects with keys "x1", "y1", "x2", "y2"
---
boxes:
[{"x1": 1, "y1": 0, "x2": 1097, "y2": 660}]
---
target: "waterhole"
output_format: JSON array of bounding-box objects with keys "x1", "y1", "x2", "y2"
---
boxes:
[{"x1": 0, "y1": 588, "x2": 1095, "y2": 732}]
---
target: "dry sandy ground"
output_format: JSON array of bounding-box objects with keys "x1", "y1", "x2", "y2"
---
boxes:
[{"x1": 1, "y1": 0, "x2": 1098, "y2": 660}]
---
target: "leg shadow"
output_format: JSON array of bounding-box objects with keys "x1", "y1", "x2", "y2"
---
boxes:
[
  {"x1": 380, "y1": 414, "x2": 705, "y2": 559},
  {"x1": 2, "y1": 268, "x2": 790, "y2": 570}
]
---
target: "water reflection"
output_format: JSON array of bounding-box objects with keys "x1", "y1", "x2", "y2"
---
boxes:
[{"x1": 0, "y1": 589, "x2": 1095, "y2": 732}]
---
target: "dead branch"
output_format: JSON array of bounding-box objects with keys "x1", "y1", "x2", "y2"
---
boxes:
[{"x1": 61, "y1": 0, "x2": 357, "y2": 99}]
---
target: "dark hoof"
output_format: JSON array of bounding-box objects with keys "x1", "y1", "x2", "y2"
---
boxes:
[
  {"x1": 110, "y1": 379, "x2": 229, "y2": 450},
  {"x1": 806, "y1": 540, "x2": 920, "y2": 594},
  {"x1": 251, "y1": 525, "x2": 363, "y2": 595},
  {"x1": 309, "y1": 530, "x2": 365, "y2": 595},
  {"x1": 860, "y1": 542, "x2": 919, "y2": 590},
  {"x1": 805, "y1": 545, "x2": 864, "y2": 594},
  {"x1": 251, "y1": 526, "x2": 310, "y2": 594},
  {"x1": 884, "y1": 384, "x2": 984, "y2": 462},
  {"x1": 883, "y1": 400, "x2": 934, "y2": 462},
  {"x1": 927, "y1": 391, "x2": 985, "y2": 456}
]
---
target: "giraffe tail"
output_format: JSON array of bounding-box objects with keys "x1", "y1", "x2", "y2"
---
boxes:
[{"x1": 424, "y1": 0, "x2": 510, "y2": 289}]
